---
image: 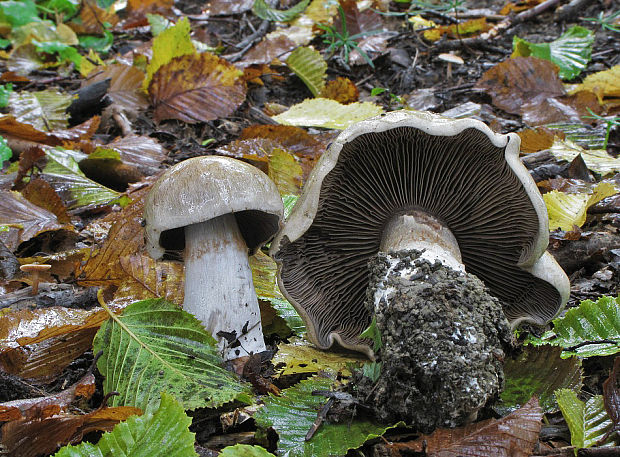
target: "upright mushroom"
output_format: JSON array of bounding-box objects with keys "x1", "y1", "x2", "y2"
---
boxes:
[
  {"x1": 270, "y1": 110, "x2": 569, "y2": 429},
  {"x1": 144, "y1": 156, "x2": 283, "y2": 360}
]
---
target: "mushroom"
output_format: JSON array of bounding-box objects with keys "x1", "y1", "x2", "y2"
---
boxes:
[
  {"x1": 270, "y1": 110, "x2": 569, "y2": 428},
  {"x1": 20, "y1": 263, "x2": 51, "y2": 295},
  {"x1": 437, "y1": 52, "x2": 464, "y2": 80},
  {"x1": 144, "y1": 156, "x2": 283, "y2": 360}
]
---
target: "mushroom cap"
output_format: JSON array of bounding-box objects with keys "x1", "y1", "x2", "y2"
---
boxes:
[
  {"x1": 270, "y1": 110, "x2": 570, "y2": 354},
  {"x1": 144, "y1": 156, "x2": 284, "y2": 259},
  {"x1": 20, "y1": 264, "x2": 52, "y2": 272},
  {"x1": 437, "y1": 53, "x2": 464, "y2": 64}
]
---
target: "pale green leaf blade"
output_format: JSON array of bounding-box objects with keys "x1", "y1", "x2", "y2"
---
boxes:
[
  {"x1": 499, "y1": 346, "x2": 582, "y2": 415},
  {"x1": 282, "y1": 194, "x2": 299, "y2": 218},
  {"x1": 254, "y1": 376, "x2": 399, "y2": 457},
  {"x1": 513, "y1": 26, "x2": 594, "y2": 80},
  {"x1": 253, "y1": 0, "x2": 310, "y2": 22},
  {"x1": 53, "y1": 392, "x2": 197, "y2": 457},
  {"x1": 526, "y1": 296, "x2": 620, "y2": 358},
  {"x1": 93, "y1": 299, "x2": 250, "y2": 411},
  {"x1": 42, "y1": 148, "x2": 121, "y2": 211},
  {"x1": 544, "y1": 182, "x2": 618, "y2": 231},
  {"x1": 555, "y1": 389, "x2": 615, "y2": 449},
  {"x1": 220, "y1": 444, "x2": 275, "y2": 457},
  {"x1": 9, "y1": 89, "x2": 73, "y2": 131},
  {"x1": 549, "y1": 138, "x2": 620, "y2": 176},
  {"x1": 286, "y1": 46, "x2": 327, "y2": 97},
  {"x1": 272, "y1": 98, "x2": 384, "y2": 130}
]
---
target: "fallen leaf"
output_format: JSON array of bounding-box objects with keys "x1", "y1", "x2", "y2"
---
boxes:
[
  {"x1": 0, "y1": 190, "x2": 70, "y2": 245},
  {"x1": 149, "y1": 52, "x2": 247, "y2": 123},
  {"x1": 544, "y1": 182, "x2": 617, "y2": 230},
  {"x1": 204, "y1": 0, "x2": 253, "y2": 16},
  {"x1": 0, "y1": 372, "x2": 95, "y2": 422},
  {"x1": 268, "y1": 147, "x2": 303, "y2": 196},
  {"x1": 105, "y1": 134, "x2": 165, "y2": 176},
  {"x1": 272, "y1": 98, "x2": 383, "y2": 129},
  {"x1": 78, "y1": 187, "x2": 146, "y2": 286},
  {"x1": 286, "y1": 46, "x2": 327, "y2": 97},
  {"x1": 9, "y1": 90, "x2": 74, "y2": 132},
  {"x1": 602, "y1": 357, "x2": 620, "y2": 440},
  {"x1": 568, "y1": 65, "x2": 620, "y2": 105},
  {"x1": 0, "y1": 115, "x2": 62, "y2": 151},
  {"x1": 21, "y1": 178, "x2": 71, "y2": 224},
  {"x1": 517, "y1": 127, "x2": 559, "y2": 154},
  {"x1": 475, "y1": 57, "x2": 565, "y2": 115},
  {"x1": 242, "y1": 35, "x2": 297, "y2": 66},
  {"x1": 393, "y1": 397, "x2": 542, "y2": 457},
  {"x1": 126, "y1": 0, "x2": 173, "y2": 22},
  {"x1": 424, "y1": 18, "x2": 491, "y2": 42},
  {"x1": 319, "y1": 77, "x2": 359, "y2": 104},
  {"x1": 70, "y1": 0, "x2": 119, "y2": 35},
  {"x1": 85, "y1": 64, "x2": 148, "y2": 110},
  {"x1": 1, "y1": 403, "x2": 142, "y2": 457},
  {"x1": 240, "y1": 124, "x2": 324, "y2": 159},
  {"x1": 549, "y1": 138, "x2": 620, "y2": 176}
]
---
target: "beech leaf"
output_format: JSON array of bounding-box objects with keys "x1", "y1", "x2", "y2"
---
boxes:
[
  {"x1": 526, "y1": 296, "x2": 620, "y2": 358},
  {"x1": 9, "y1": 89, "x2": 73, "y2": 131},
  {"x1": 149, "y1": 52, "x2": 246, "y2": 123},
  {"x1": 53, "y1": 392, "x2": 196, "y2": 457},
  {"x1": 272, "y1": 98, "x2": 383, "y2": 129},
  {"x1": 93, "y1": 298, "x2": 251, "y2": 411},
  {"x1": 253, "y1": 0, "x2": 310, "y2": 22},
  {"x1": 286, "y1": 46, "x2": 326, "y2": 97}
]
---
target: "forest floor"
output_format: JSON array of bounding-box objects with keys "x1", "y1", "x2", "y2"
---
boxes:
[{"x1": 0, "y1": 0, "x2": 618, "y2": 456}]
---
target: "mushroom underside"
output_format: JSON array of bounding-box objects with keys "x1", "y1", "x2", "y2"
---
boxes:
[
  {"x1": 354, "y1": 250, "x2": 512, "y2": 430},
  {"x1": 276, "y1": 127, "x2": 562, "y2": 351}
]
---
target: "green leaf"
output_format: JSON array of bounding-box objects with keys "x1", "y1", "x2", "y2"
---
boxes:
[
  {"x1": 273, "y1": 98, "x2": 384, "y2": 130},
  {"x1": 93, "y1": 298, "x2": 250, "y2": 411},
  {"x1": 79, "y1": 30, "x2": 114, "y2": 52},
  {"x1": 0, "y1": 83, "x2": 13, "y2": 107},
  {"x1": 0, "y1": 0, "x2": 40, "y2": 27},
  {"x1": 9, "y1": 89, "x2": 73, "y2": 131},
  {"x1": 512, "y1": 26, "x2": 594, "y2": 80},
  {"x1": 362, "y1": 361, "x2": 382, "y2": 382},
  {"x1": 147, "y1": 13, "x2": 173, "y2": 37},
  {"x1": 555, "y1": 389, "x2": 615, "y2": 450},
  {"x1": 526, "y1": 296, "x2": 620, "y2": 358},
  {"x1": 53, "y1": 392, "x2": 198, "y2": 457},
  {"x1": 499, "y1": 346, "x2": 582, "y2": 415},
  {"x1": 359, "y1": 317, "x2": 382, "y2": 352},
  {"x1": 252, "y1": 0, "x2": 310, "y2": 22},
  {"x1": 220, "y1": 444, "x2": 275, "y2": 457},
  {"x1": 42, "y1": 148, "x2": 122, "y2": 211},
  {"x1": 286, "y1": 46, "x2": 327, "y2": 97},
  {"x1": 40, "y1": 0, "x2": 80, "y2": 18},
  {"x1": 255, "y1": 376, "x2": 399, "y2": 457},
  {"x1": 34, "y1": 40, "x2": 82, "y2": 69},
  {"x1": 0, "y1": 136, "x2": 12, "y2": 163},
  {"x1": 282, "y1": 194, "x2": 299, "y2": 219}
]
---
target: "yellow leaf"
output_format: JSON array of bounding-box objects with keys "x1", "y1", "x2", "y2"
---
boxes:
[
  {"x1": 549, "y1": 138, "x2": 620, "y2": 176},
  {"x1": 144, "y1": 17, "x2": 195, "y2": 91},
  {"x1": 272, "y1": 337, "x2": 366, "y2": 376},
  {"x1": 408, "y1": 15, "x2": 436, "y2": 31},
  {"x1": 272, "y1": 98, "x2": 383, "y2": 129},
  {"x1": 268, "y1": 147, "x2": 303, "y2": 196},
  {"x1": 567, "y1": 65, "x2": 620, "y2": 102},
  {"x1": 544, "y1": 182, "x2": 617, "y2": 230}
]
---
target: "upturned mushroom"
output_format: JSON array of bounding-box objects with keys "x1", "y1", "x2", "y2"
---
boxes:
[
  {"x1": 270, "y1": 110, "x2": 569, "y2": 429},
  {"x1": 144, "y1": 156, "x2": 283, "y2": 360}
]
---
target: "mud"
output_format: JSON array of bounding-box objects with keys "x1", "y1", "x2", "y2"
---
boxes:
[{"x1": 355, "y1": 250, "x2": 512, "y2": 432}]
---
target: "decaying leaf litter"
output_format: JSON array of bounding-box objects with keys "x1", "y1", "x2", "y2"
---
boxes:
[{"x1": 0, "y1": 0, "x2": 618, "y2": 455}]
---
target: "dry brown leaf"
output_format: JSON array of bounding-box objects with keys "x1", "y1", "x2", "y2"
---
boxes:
[
  {"x1": 475, "y1": 57, "x2": 565, "y2": 115},
  {"x1": 424, "y1": 17, "x2": 491, "y2": 42},
  {"x1": 203, "y1": 0, "x2": 253, "y2": 16},
  {"x1": 19, "y1": 249, "x2": 89, "y2": 281},
  {"x1": 105, "y1": 134, "x2": 165, "y2": 176},
  {"x1": 1, "y1": 404, "x2": 142, "y2": 457},
  {"x1": 111, "y1": 253, "x2": 184, "y2": 307},
  {"x1": 215, "y1": 138, "x2": 275, "y2": 173},
  {"x1": 70, "y1": 0, "x2": 119, "y2": 35},
  {"x1": 85, "y1": 64, "x2": 148, "y2": 110},
  {"x1": 335, "y1": 0, "x2": 384, "y2": 37},
  {"x1": 55, "y1": 116, "x2": 101, "y2": 142},
  {"x1": 21, "y1": 178, "x2": 71, "y2": 224},
  {"x1": 0, "y1": 372, "x2": 95, "y2": 422},
  {"x1": 240, "y1": 124, "x2": 323, "y2": 159},
  {"x1": 320, "y1": 77, "x2": 359, "y2": 104},
  {"x1": 391, "y1": 397, "x2": 542, "y2": 457},
  {"x1": 126, "y1": 0, "x2": 173, "y2": 18},
  {"x1": 0, "y1": 191, "x2": 71, "y2": 245},
  {"x1": 499, "y1": 0, "x2": 542, "y2": 15},
  {"x1": 518, "y1": 126, "x2": 560, "y2": 154},
  {"x1": 602, "y1": 356, "x2": 620, "y2": 439},
  {"x1": 242, "y1": 64, "x2": 281, "y2": 85},
  {"x1": 0, "y1": 116, "x2": 62, "y2": 153},
  {"x1": 522, "y1": 91, "x2": 602, "y2": 126},
  {"x1": 242, "y1": 35, "x2": 297, "y2": 66},
  {"x1": 78, "y1": 187, "x2": 147, "y2": 286},
  {"x1": 149, "y1": 53, "x2": 247, "y2": 123}
]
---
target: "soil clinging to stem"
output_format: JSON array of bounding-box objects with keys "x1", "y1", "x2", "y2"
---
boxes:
[{"x1": 355, "y1": 250, "x2": 513, "y2": 432}]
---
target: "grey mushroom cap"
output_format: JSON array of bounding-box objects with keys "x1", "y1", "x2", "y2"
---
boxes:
[
  {"x1": 144, "y1": 156, "x2": 284, "y2": 259},
  {"x1": 270, "y1": 110, "x2": 570, "y2": 354}
]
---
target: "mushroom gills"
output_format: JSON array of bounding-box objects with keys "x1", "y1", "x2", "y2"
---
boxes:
[{"x1": 184, "y1": 214, "x2": 266, "y2": 359}]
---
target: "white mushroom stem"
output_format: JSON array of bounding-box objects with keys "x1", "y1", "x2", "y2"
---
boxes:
[
  {"x1": 184, "y1": 214, "x2": 266, "y2": 360},
  {"x1": 380, "y1": 211, "x2": 464, "y2": 272}
]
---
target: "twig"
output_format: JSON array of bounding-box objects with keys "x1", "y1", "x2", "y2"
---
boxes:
[
  {"x1": 223, "y1": 20, "x2": 270, "y2": 62},
  {"x1": 564, "y1": 339, "x2": 619, "y2": 352},
  {"x1": 305, "y1": 397, "x2": 334, "y2": 441},
  {"x1": 480, "y1": 0, "x2": 564, "y2": 41}
]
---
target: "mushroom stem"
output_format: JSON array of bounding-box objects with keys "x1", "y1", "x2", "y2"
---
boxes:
[
  {"x1": 381, "y1": 211, "x2": 464, "y2": 272},
  {"x1": 184, "y1": 214, "x2": 266, "y2": 360}
]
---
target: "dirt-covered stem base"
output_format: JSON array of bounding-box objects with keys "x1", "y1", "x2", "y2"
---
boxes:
[{"x1": 356, "y1": 250, "x2": 513, "y2": 432}]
